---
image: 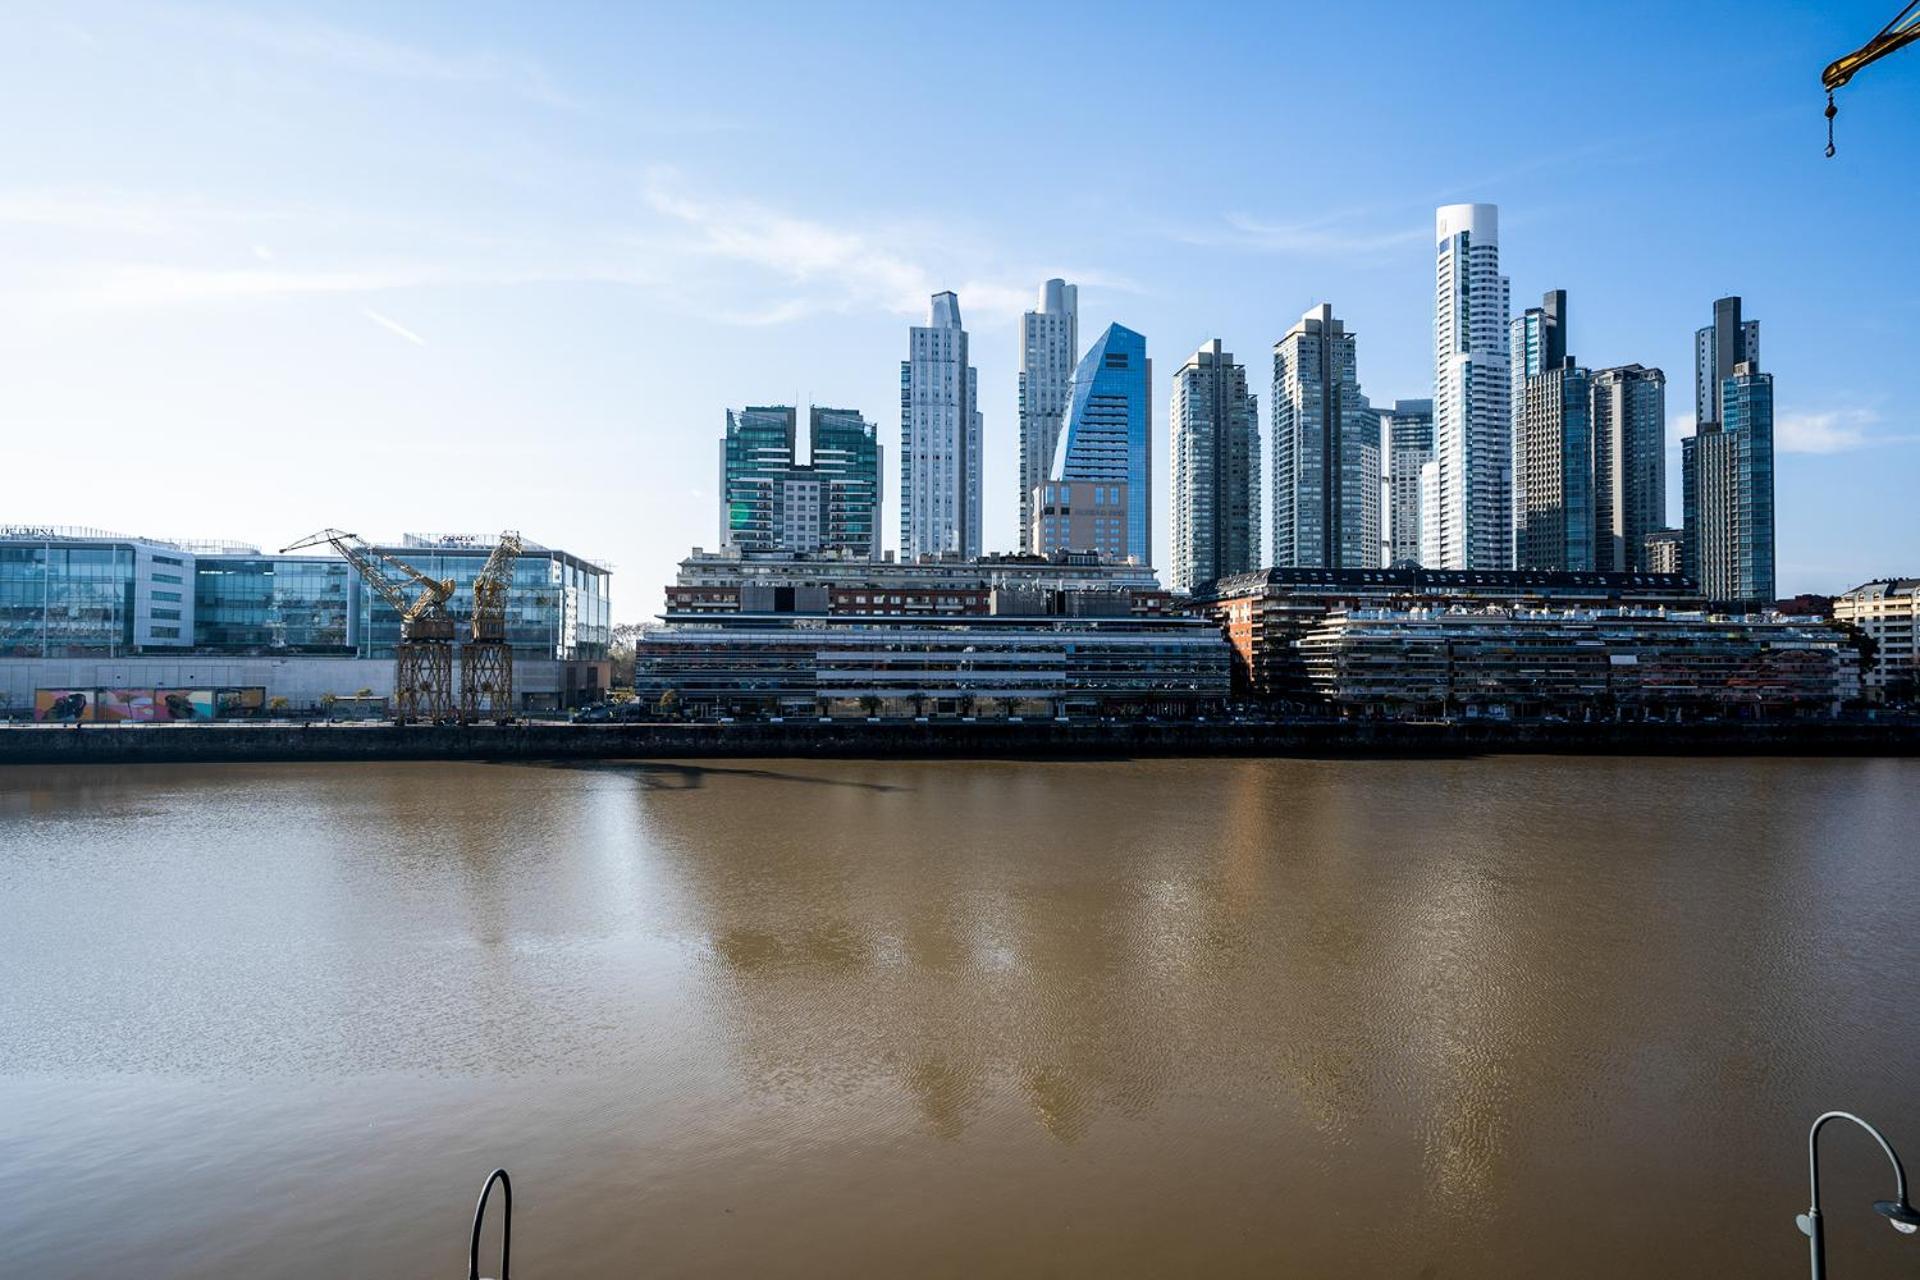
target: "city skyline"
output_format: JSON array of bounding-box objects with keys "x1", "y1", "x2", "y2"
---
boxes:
[{"x1": 1, "y1": 3, "x2": 1915, "y2": 615}]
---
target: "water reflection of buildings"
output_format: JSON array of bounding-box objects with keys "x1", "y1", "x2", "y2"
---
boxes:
[{"x1": 629, "y1": 755, "x2": 1827, "y2": 1271}]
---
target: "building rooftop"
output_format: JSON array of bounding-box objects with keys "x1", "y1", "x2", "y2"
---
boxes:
[{"x1": 1198, "y1": 566, "x2": 1696, "y2": 599}]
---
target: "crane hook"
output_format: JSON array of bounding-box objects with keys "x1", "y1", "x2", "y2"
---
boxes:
[{"x1": 1826, "y1": 89, "x2": 1838, "y2": 157}]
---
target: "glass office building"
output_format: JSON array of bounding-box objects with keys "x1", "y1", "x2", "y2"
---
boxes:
[
  {"x1": 0, "y1": 538, "x2": 136, "y2": 656},
  {"x1": 1, "y1": 528, "x2": 610, "y2": 662},
  {"x1": 358, "y1": 538, "x2": 611, "y2": 661},
  {"x1": 194, "y1": 556, "x2": 357, "y2": 652},
  {"x1": 0, "y1": 529, "x2": 197, "y2": 656}
]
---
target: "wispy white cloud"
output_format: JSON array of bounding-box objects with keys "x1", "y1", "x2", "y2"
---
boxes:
[
  {"x1": 361, "y1": 306, "x2": 427, "y2": 346},
  {"x1": 1776, "y1": 407, "x2": 1914, "y2": 454},
  {"x1": 1182, "y1": 212, "x2": 1428, "y2": 256},
  {"x1": 175, "y1": 9, "x2": 585, "y2": 111},
  {"x1": 640, "y1": 174, "x2": 1122, "y2": 324}
]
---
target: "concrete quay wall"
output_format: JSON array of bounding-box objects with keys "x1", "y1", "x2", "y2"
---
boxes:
[{"x1": 0, "y1": 719, "x2": 1915, "y2": 766}]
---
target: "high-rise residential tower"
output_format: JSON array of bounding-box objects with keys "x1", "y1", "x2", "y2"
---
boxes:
[
  {"x1": 1170, "y1": 340, "x2": 1261, "y2": 592},
  {"x1": 720, "y1": 406, "x2": 883, "y2": 557},
  {"x1": 1428, "y1": 203, "x2": 1512, "y2": 570},
  {"x1": 900, "y1": 291, "x2": 981, "y2": 561},
  {"x1": 1033, "y1": 323, "x2": 1151, "y2": 563},
  {"x1": 1017, "y1": 279, "x2": 1078, "y2": 553},
  {"x1": 1683, "y1": 296, "x2": 1774, "y2": 604},
  {"x1": 1590, "y1": 365, "x2": 1667, "y2": 572},
  {"x1": 1514, "y1": 359, "x2": 1595, "y2": 571},
  {"x1": 1271, "y1": 303, "x2": 1379, "y2": 568},
  {"x1": 1380, "y1": 399, "x2": 1434, "y2": 568},
  {"x1": 1509, "y1": 290, "x2": 1567, "y2": 562},
  {"x1": 1694, "y1": 295, "x2": 1760, "y2": 430}
]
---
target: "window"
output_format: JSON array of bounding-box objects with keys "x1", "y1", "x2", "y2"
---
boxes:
[
  {"x1": 151, "y1": 626, "x2": 181, "y2": 638},
  {"x1": 153, "y1": 589, "x2": 181, "y2": 602},
  {"x1": 153, "y1": 572, "x2": 182, "y2": 584},
  {"x1": 152, "y1": 608, "x2": 181, "y2": 620}
]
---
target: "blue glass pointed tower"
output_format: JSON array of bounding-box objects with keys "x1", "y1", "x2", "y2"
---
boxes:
[{"x1": 1041, "y1": 323, "x2": 1151, "y2": 564}]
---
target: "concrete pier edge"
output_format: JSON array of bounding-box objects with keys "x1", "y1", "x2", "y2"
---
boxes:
[{"x1": 0, "y1": 720, "x2": 1915, "y2": 766}]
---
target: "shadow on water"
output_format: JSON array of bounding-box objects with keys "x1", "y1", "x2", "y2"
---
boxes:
[{"x1": 513, "y1": 758, "x2": 911, "y2": 792}]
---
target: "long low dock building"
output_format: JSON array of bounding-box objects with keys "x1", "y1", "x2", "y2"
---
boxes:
[
  {"x1": 639, "y1": 549, "x2": 1225, "y2": 718},
  {"x1": 1297, "y1": 607, "x2": 1859, "y2": 718}
]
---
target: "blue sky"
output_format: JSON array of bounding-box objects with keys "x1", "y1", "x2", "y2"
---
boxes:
[{"x1": 3, "y1": 1, "x2": 1916, "y2": 613}]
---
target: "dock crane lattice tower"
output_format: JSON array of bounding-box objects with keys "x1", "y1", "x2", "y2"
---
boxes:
[
  {"x1": 282, "y1": 529, "x2": 457, "y2": 723},
  {"x1": 461, "y1": 530, "x2": 522, "y2": 724}
]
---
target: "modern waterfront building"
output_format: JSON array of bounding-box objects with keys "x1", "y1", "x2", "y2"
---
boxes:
[
  {"x1": 720, "y1": 405, "x2": 882, "y2": 558},
  {"x1": 1038, "y1": 323, "x2": 1151, "y2": 564},
  {"x1": 1190, "y1": 565, "x2": 1701, "y2": 705},
  {"x1": 1429, "y1": 203, "x2": 1512, "y2": 571},
  {"x1": 0, "y1": 526, "x2": 611, "y2": 716},
  {"x1": 1271, "y1": 304, "x2": 1379, "y2": 570},
  {"x1": 1170, "y1": 339, "x2": 1261, "y2": 592},
  {"x1": 901, "y1": 291, "x2": 982, "y2": 561},
  {"x1": 1017, "y1": 279, "x2": 1079, "y2": 553},
  {"x1": 1297, "y1": 607, "x2": 1855, "y2": 719},
  {"x1": 1591, "y1": 365, "x2": 1668, "y2": 572},
  {"x1": 1834, "y1": 579, "x2": 1919, "y2": 700},
  {"x1": 635, "y1": 603, "x2": 1228, "y2": 721},
  {"x1": 1683, "y1": 297, "x2": 1774, "y2": 605},
  {"x1": 1380, "y1": 399, "x2": 1434, "y2": 568}
]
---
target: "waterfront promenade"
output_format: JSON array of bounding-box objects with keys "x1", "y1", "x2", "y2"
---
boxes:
[{"x1": 0, "y1": 717, "x2": 1914, "y2": 765}]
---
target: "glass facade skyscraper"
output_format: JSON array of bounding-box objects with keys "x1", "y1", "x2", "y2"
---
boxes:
[
  {"x1": 1170, "y1": 339, "x2": 1260, "y2": 592},
  {"x1": 1381, "y1": 399, "x2": 1434, "y2": 568},
  {"x1": 1429, "y1": 203, "x2": 1513, "y2": 570},
  {"x1": 1040, "y1": 323, "x2": 1151, "y2": 564},
  {"x1": 1683, "y1": 297, "x2": 1773, "y2": 605},
  {"x1": 901, "y1": 292, "x2": 981, "y2": 561},
  {"x1": 1017, "y1": 279, "x2": 1078, "y2": 553},
  {"x1": 720, "y1": 405, "x2": 882, "y2": 558},
  {"x1": 1271, "y1": 304, "x2": 1378, "y2": 569},
  {"x1": 1590, "y1": 365, "x2": 1667, "y2": 573},
  {"x1": 1515, "y1": 362, "x2": 1595, "y2": 572}
]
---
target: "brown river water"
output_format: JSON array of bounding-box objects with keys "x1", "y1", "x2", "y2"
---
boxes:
[{"x1": 1, "y1": 756, "x2": 1917, "y2": 1278}]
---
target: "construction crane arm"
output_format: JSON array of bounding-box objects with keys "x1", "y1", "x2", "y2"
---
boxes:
[
  {"x1": 1824, "y1": 1, "x2": 1920, "y2": 154},
  {"x1": 1825, "y1": 1, "x2": 1920, "y2": 89},
  {"x1": 280, "y1": 528, "x2": 453, "y2": 621}
]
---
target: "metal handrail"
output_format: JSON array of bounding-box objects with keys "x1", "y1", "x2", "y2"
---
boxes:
[{"x1": 469, "y1": 1168, "x2": 511, "y2": 1280}]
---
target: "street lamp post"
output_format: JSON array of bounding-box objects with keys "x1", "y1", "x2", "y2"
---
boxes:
[{"x1": 1797, "y1": 1111, "x2": 1920, "y2": 1279}]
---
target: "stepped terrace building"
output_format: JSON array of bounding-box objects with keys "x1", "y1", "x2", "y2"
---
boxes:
[
  {"x1": 1189, "y1": 566, "x2": 1703, "y2": 705},
  {"x1": 664, "y1": 547, "x2": 1170, "y2": 618},
  {"x1": 1297, "y1": 607, "x2": 1856, "y2": 719}
]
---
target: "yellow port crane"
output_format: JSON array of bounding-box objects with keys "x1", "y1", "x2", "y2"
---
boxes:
[
  {"x1": 282, "y1": 529, "x2": 457, "y2": 723},
  {"x1": 1824, "y1": 1, "x2": 1920, "y2": 155},
  {"x1": 460, "y1": 530, "x2": 523, "y2": 724}
]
